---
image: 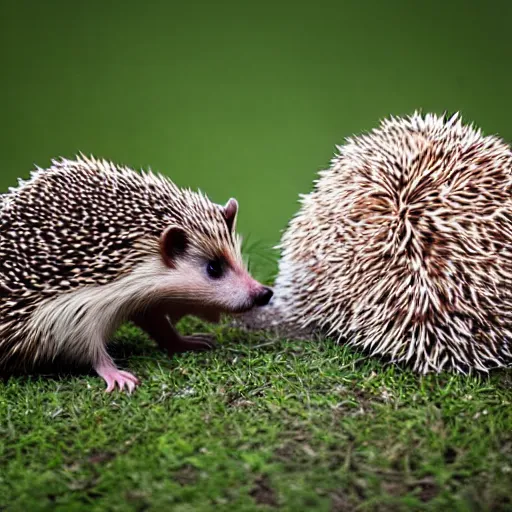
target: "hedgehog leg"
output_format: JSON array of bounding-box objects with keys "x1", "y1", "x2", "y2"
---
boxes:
[
  {"x1": 173, "y1": 333, "x2": 217, "y2": 354},
  {"x1": 93, "y1": 353, "x2": 140, "y2": 394},
  {"x1": 132, "y1": 306, "x2": 216, "y2": 355},
  {"x1": 167, "y1": 307, "x2": 219, "y2": 353}
]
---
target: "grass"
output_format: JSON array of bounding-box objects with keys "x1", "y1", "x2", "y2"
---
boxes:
[{"x1": 0, "y1": 317, "x2": 511, "y2": 512}]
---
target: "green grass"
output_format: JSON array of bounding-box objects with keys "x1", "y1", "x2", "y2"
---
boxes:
[{"x1": 1, "y1": 318, "x2": 511, "y2": 512}]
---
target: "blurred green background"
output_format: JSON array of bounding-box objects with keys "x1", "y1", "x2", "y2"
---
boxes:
[{"x1": 1, "y1": 0, "x2": 511, "y2": 264}]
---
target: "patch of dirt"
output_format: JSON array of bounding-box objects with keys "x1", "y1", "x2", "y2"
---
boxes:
[
  {"x1": 249, "y1": 475, "x2": 279, "y2": 508},
  {"x1": 272, "y1": 429, "x2": 348, "y2": 473},
  {"x1": 225, "y1": 390, "x2": 256, "y2": 408},
  {"x1": 381, "y1": 475, "x2": 438, "y2": 502},
  {"x1": 328, "y1": 385, "x2": 383, "y2": 417},
  {"x1": 443, "y1": 446, "x2": 457, "y2": 464},
  {"x1": 330, "y1": 490, "x2": 357, "y2": 511},
  {"x1": 87, "y1": 452, "x2": 115, "y2": 465},
  {"x1": 416, "y1": 479, "x2": 438, "y2": 502},
  {"x1": 174, "y1": 464, "x2": 199, "y2": 486},
  {"x1": 67, "y1": 476, "x2": 99, "y2": 492},
  {"x1": 273, "y1": 440, "x2": 316, "y2": 470},
  {"x1": 125, "y1": 490, "x2": 150, "y2": 512},
  {"x1": 230, "y1": 398, "x2": 255, "y2": 408}
]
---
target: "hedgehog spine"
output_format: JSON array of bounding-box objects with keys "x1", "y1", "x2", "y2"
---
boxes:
[{"x1": 253, "y1": 112, "x2": 512, "y2": 374}]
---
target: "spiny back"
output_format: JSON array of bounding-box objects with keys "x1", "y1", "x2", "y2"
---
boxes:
[
  {"x1": 272, "y1": 112, "x2": 512, "y2": 373},
  {"x1": 0, "y1": 155, "x2": 238, "y2": 296}
]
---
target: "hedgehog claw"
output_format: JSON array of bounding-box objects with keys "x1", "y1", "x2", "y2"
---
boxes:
[
  {"x1": 103, "y1": 370, "x2": 139, "y2": 394},
  {"x1": 95, "y1": 362, "x2": 140, "y2": 394},
  {"x1": 169, "y1": 334, "x2": 216, "y2": 354}
]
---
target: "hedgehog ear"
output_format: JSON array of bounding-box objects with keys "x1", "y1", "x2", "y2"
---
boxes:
[
  {"x1": 222, "y1": 198, "x2": 238, "y2": 233},
  {"x1": 160, "y1": 226, "x2": 188, "y2": 268}
]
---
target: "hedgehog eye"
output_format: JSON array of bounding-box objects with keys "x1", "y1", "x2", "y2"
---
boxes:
[{"x1": 206, "y1": 259, "x2": 224, "y2": 279}]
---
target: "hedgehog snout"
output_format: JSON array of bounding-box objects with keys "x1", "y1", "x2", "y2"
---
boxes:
[{"x1": 254, "y1": 286, "x2": 273, "y2": 307}]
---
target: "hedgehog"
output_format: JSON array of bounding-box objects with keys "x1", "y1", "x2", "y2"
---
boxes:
[
  {"x1": 242, "y1": 112, "x2": 512, "y2": 374},
  {"x1": 0, "y1": 155, "x2": 273, "y2": 392}
]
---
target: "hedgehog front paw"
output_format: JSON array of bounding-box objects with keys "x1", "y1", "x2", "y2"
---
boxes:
[
  {"x1": 170, "y1": 334, "x2": 216, "y2": 354},
  {"x1": 104, "y1": 370, "x2": 140, "y2": 393},
  {"x1": 95, "y1": 361, "x2": 140, "y2": 394}
]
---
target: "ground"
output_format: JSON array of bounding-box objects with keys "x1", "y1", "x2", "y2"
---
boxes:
[{"x1": 1, "y1": 318, "x2": 511, "y2": 512}]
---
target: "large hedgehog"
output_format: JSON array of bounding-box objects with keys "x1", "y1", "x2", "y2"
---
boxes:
[{"x1": 245, "y1": 112, "x2": 512, "y2": 374}]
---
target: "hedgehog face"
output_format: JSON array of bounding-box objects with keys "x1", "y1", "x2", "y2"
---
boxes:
[
  {"x1": 162, "y1": 248, "x2": 272, "y2": 315},
  {"x1": 152, "y1": 199, "x2": 273, "y2": 316}
]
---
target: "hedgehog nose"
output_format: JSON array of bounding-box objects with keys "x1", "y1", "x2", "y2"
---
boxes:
[{"x1": 255, "y1": 287, "x2": 273, "y2": 307}]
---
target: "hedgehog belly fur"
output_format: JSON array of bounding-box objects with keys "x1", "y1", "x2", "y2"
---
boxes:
[{"x1": 27, "y1": 258, "x2": 165, "y2": 365}]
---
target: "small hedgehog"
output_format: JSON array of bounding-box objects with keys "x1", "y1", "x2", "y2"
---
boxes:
[
  {"x1": 0, "y1": 155, "x2": 273, "y2": 392},
  {"x1": 244, "y1": 112, "x2": 512, "y2": 373}
]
